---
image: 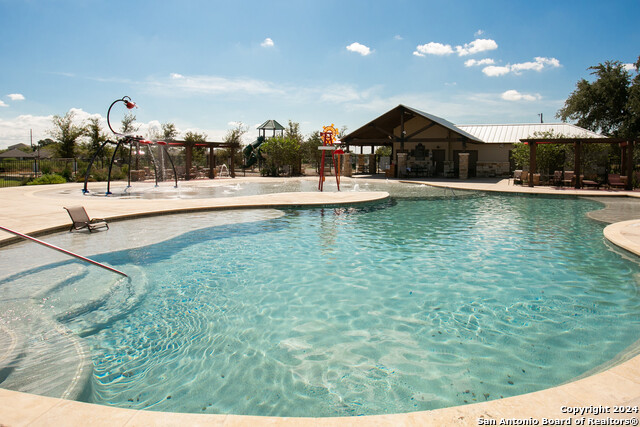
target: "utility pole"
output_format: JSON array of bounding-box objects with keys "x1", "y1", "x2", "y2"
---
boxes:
[{"x1": 538, "y1": 113, "x2": 543, "y2": 123}]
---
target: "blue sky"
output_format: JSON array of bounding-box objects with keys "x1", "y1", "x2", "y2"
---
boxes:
[{"x1": 1, "y1": 0, "x2": 639, "y2": 149}]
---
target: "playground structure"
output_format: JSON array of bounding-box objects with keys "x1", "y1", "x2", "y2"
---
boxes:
[
  {"x1": 83, "y1": 96, "x2": 179, "y2": 195},
  {"x1": 318, "y1": 124, "x2": 344, "y2": 192},
  {"x1": 242, "y1": 120, "x2": 285, "y2": 169}
]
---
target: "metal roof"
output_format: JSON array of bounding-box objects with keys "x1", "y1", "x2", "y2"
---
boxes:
[
  {"x1": 455, "y1": 123, "x2": 603, "y2": 144},
  {"x1": 257, "y1": 119, "x2": 285, "y2": 131}
]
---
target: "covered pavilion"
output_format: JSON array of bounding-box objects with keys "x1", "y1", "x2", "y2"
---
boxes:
[
  {"x1": 342, "y1": 105, "x2": 484, "y2": 178},
  {"x1": 520, "y1": 136, "x2": 636, "y2": 190}
]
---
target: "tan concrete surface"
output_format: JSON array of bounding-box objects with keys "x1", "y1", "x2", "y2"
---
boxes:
[{"x1": 2, "y1": 177, "x2": 640, "y2": 427}]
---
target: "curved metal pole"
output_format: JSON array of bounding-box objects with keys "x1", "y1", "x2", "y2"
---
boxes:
[
  {"x1": 83, "y1": 139, "x2": 115, "y2": 194},
  {"x1": 146, "y1": 144, "x2": 160, "y2": 187},
  {"x1": 106, "y1": 139, "x2": 124, "y2": 195},
  {"x1": 107, "y1": 96, "x2": 134, "y2": 136},
  {"x1": 162, "y1": 145, "x2": 179, "y2": 188}
]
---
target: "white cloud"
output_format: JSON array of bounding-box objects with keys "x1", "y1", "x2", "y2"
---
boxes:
[
  {"x1": 483, "y1": 57, "x2": 561, "y2": 77},
  {"x1": 346, "y1": 42, "x2": 372, "y2": 56},
  {"x1": 482, "y1": 65, "x2": 511, "y2": 77},
  {"x1": 623, "y1": 63, "x2": 637, "y2": 72},
  {"x1": 261, "y1": 38, "x2": 274, "y2": 48},
  {"x1": 501, "y1": 90, "x2": 541, "y2": 101},
  {"x1": 0, "y1": 100, "x2": 7, "y2": 108},
  {"x1": 7, "y1": 94, "x2": 25, "y2": 101},
  {"x1": 511, "y1": 57, "x2": 560, "y2": 74},
  {"x1": 394, "y1": 35, "x2": 403, "y2": 40},
  {"x1": 474, "y1": 30, "x2": 485, "y2": 37},
  {"x1": 413, "y1": 42, "x2": 454, "y2": 57},
  {"x1": 0, "y1": 113, "x2": 54, "y2": 148},
  {"x1": 414, "y1": 38, "x2": 497, "y2": 57},
  {"x1": 319, "y1": 84, "x2": 368, "y2": 103},
  {"x1": 456, "y1": 38, "x2": 498, "y2": 56},
  {"x1": 465, "y1": 58, "x2": 495, "y2": 67},
  {"x1": 155, "y1": 73, "x2": 284, "y2": 96}
]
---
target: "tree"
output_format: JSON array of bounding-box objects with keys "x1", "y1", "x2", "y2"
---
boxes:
[
  {"x1": 375, "y1": 146, "x2": 392, "y2": 157},
  {"x1": 49, "y1": 111, "x2": 86, "y2": 158},
  {"x1": 300, "y1": 131, "x2": 322, "y2": 168},
  {"x1": 37, "y1": 138, "x2": 55, "y2": 148},
  {"x1": 624, "y1": 57, "x2": 640, "y2": 139},
  {"x1": 85, "y1": 117, "x2": 108, "y2": 161},
  {"x1": 161, "y1": 122, "x2": 178, "y2": 140},
  {"x1": 121, "y1": 113, "x2": 139, "y2": 134},
  {"x1": 510, "y1": 131, "x2": 571, "y2": 175},
  {"x1": 224, "y1": 122, "x2": 248, "y2": 146},
  {"x1": 557, "y1": 58, "x2": 639, "y2": 138},
  {"x1": 260, "y1": 135, "x2": 301, "y2": 176},
  {"x1": 183, "y1": 131, "x2": 207, "y2": 166}
]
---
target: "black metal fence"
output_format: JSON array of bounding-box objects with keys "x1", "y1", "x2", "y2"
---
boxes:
[{"x1": 0, "y1": 158, "x2": 76, "y2": 187}]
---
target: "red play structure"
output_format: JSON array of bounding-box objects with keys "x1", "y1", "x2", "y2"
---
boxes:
[{"x1": 318, "y1": 124, "x2": 344, "y2": 191}]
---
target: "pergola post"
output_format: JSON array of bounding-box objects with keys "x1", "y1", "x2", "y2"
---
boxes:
[
  {"x1": 230, "y1": 145, "x2": 236, "y2": 178},
  {"x1": 208, "y1": 146, "x2": 215, "y2": 179},
  {"x1": 528, "y1": 141, "x2": 536, "y2": 187},
  {"x1": 626, "y1": 141, "x2": 634, "y2": 191},
  {"x1": 185, "y1": 144, "x2": 193, "y2": 181},
  {"x1": 574, "y1": 140, "x2": 582, "y2": 189}
]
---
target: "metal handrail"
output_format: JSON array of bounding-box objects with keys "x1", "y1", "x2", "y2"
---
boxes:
[{"x1": 0, "y1": 226, "x2": 128, "y2": 277}]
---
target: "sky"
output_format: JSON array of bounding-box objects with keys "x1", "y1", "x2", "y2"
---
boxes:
[{"x1": 0, "y1": 0, "x2": 639, "y2": 149}]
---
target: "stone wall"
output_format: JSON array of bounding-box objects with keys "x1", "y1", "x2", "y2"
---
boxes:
[{"x1": 476, "y1": 162, "x2": 511, "y2": 177}]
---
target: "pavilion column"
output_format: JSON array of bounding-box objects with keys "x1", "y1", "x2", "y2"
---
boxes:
[
  {"x1": 626, "y1": 141, "x2": 634, "y2": 191},
  {"x1": 574, "y1": 140, "x2": 582, "y2": 189},
  {"x1": 208, "y1": 146, "x2": 215, "y2": 179},
  {"x1": 528, "y1": 141, "x2": 536, "y2": 187},
  {"x1": 185, "y1": 144, "x2": 193, "y2": 181}
]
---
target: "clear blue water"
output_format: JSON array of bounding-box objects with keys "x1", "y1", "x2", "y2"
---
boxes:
[
  {"x1": 2, "y1": 186, "x2": 640, "y2": 417},
  {"x1": 79, "y1": 193, "x2": 640, "y2": 416}
]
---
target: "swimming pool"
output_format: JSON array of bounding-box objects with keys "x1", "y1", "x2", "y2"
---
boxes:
[{"x1": 1, "y1": 184, "x2": 639, "y2": 417}]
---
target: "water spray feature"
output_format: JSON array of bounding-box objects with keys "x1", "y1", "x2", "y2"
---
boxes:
[{"x1": 83, "y1": 96, "x2": 179, "y2": 195}]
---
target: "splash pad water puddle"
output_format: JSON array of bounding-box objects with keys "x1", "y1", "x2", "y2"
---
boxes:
[{"x1": 1, "y1": 182, "x2": 640, "y2": 417}]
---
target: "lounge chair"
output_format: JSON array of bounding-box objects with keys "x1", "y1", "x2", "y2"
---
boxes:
[
  {"x1": 64, "y1": 206, "x2": 109, "y2": 232},
  {"x1": 608, "y1": 174, "x2": 627, "y2": 189},
  {"x1": 581, "y1": 175, "x2": 600, "y2": 189}
]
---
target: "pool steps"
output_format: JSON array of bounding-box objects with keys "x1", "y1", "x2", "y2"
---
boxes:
[{"x1": 0, "y1": 263, "x2": 148, "y2": 401}]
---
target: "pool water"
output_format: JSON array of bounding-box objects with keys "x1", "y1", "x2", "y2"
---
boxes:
[{"x1": 2, "y1": 187, "x2": 640, "y2": 417}]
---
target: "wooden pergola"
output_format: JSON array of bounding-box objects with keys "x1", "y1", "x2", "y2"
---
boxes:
[
  {"x1": 167, "y1": 140, "x2": 239, "y2": 180},
  {"x1": 519, "y1": 137, "x2": 636, "y2": 190}
]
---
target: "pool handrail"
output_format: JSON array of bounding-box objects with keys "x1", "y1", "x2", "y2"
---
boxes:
[{"x1": 0, "y1": 225, "x2": 128, "y2": 277}]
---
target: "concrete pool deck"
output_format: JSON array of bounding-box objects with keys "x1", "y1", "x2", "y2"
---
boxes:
[{"x1": 1, "y1": 176, "x2": 640, "y2": 426}]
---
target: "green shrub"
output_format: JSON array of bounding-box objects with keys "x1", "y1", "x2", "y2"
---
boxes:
[
  {"x1": 61, "y1": 167, "x2": 72, "y2": 181},
  {"x1": 26, "y1": 174, "x2": 67, "y2": 185}
]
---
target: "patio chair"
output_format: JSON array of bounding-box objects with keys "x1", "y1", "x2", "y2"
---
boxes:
[
  {"x1": 513, "y1": 170, "x2": 523, "y2": 185},
  {"x1": 551, "y1": 170, "x2": 563, "y2": 186},
  {"x1": 608, "y1": 174, "x2": 626, "y2": 189},
  {"x1": 562, "y1": 171, "x2": 574, "y2": 187},
  {"x1": 64, "y1": 206, "x2": 109, "y2": 233}
]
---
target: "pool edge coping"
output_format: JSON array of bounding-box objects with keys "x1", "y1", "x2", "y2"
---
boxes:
[{"x1": 1, "y1": 179, "x2": 640, "y2": 426}]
